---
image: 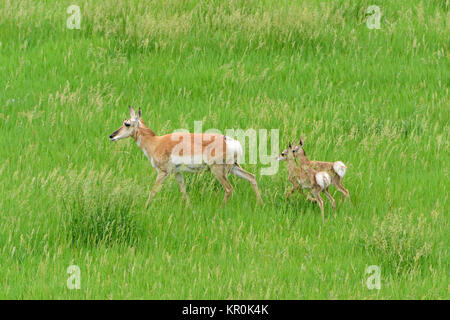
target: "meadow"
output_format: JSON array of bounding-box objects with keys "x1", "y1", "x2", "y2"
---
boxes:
[{"x1": 0, "y1": 0, "x2": 448, "y2": 299}]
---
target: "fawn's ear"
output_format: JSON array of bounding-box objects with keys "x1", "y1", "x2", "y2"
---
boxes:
[
  {"x1": 299, "y1": 137, "x2": 304, "y2": 146},
  {"x1": 129, "y1": 105, "x2": 136, "y2": 118},
  {"x1": 288, "y1": 143, "x2": 292, "y2": 148},
  {"x1": 137, "y1": 107, "x2": 142, "y2": 119}
]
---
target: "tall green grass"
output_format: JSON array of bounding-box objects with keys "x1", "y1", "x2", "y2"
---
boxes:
[{"x1": 0, "y1": 0, "x2": 448, "y2": 299}]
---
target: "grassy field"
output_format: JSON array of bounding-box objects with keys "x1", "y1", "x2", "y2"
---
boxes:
[{"x1": 0, "y1": 0, "x2": 448, "y2": 299}]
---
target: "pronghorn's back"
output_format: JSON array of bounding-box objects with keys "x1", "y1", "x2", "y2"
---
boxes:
[{"x1": 139, "y1": 132, "x2": 243, "y2": 170}]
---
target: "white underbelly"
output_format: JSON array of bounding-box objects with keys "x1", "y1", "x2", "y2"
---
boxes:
[
  {"x1": 170, "y1": 155, "x2": 208, "y2": 173},
  {"x1": 176, "y1": 163, "x2": 208, "y2": 173}
]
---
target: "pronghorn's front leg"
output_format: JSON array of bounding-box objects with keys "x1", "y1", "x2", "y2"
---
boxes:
[
  {"x1": 287, "y1": 184, "x2": 315, "y2": 202},
  {"x1": 286, "y1": 186, "x2": 296, "y2": 199},
  {"x1": 145, "y1": 171, "x2": 168, "y2": 208},
  {"x1": 296, "y1": 188, "x2": 316, "y2": 202},
  {"x1": 175, "y1": 172, "x2": 190, "y2": 205}
]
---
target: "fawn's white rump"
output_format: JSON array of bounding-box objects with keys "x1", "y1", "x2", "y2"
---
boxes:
[
  {"x1": 315, "y1": 171, "x2": 331, "y2": 189},
  {"x1": 333, "y1": 161, "x2": 347, "y2": 178}
]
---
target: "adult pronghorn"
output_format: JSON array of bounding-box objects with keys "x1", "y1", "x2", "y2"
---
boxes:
[{"x1": 109, "y1": 106, "x2": 263, "y2": 207}]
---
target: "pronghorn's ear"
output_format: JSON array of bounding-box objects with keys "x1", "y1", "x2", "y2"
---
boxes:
[
  {"x1": 299, "y1": 137, "x2": 304, "y2": 146},
  {"x1": 129, "y1": 105, "x2": 136, "y2": 118},
  {"x1": 137, "y1": 107, "x2": 142, "y2": 119},
  {"x1": 288, "y1": 143, "x2": 292, "y2": 149}
]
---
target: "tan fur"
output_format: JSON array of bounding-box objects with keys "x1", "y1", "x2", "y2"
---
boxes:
[
  {"x1": 283, "y1": 143, "x2": 335, "y2": 224},
  {"x1": 110, "y1": 107, "x2": 263, "y2": 207},
  {"x1": 278, "y1": 140, "x2": 350, "y2": 200},
  {"x1": 307, "y1": 160, "x2": 349, "y2": 199}
]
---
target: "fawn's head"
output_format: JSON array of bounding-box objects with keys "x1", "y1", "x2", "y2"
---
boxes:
[
  {"x1": 277, "y1": 137, "x2": 306, "y2": 161},
  {"x1": 293, "y1": 137, "x2": 307, "y2": 157},
  {"x1": 109, "y1": 106, "x2": 141, "y2": 141},
  {"x1": 276, "y1": 146, "x2": 289, "y2": 161}
]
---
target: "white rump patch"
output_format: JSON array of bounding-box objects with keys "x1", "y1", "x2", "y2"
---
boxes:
[
  {"x1": 225, "y1": 136, "x2": 243, "y2": 164},
  {"x1": 333, "y1": 161, "x2": 347, "y2": 178},
  {"x1": 315, "y1": 172, "x2": 331, "y2": 189}
]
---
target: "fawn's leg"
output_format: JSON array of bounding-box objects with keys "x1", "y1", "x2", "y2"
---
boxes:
[
  {"x1": 336, "y1": 178, "x2": 350, "y2": 199},
  {"x1": 323, "y1": 187, "x2": 336, "y2": 210},
  {"x1": 298, "y1": 188, "x2": 316, "y2": 202},
  {"x1": 312, "y1": 189, "x2": 325, "y2": 224},
  {"x1": 146, "y1": 171, "x2": 168, "y2": 208},
  {"x1": 286, "y1": 185, "x2": 296, "y2": 199},
  {"x1": 230, "y1": 164, "x2": 263, "y2": 204},
  {"x1": 175, "y1": 172, "x2": 190, "y2": 205}
]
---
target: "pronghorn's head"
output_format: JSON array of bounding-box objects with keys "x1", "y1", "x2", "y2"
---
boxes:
[
  {"x1": 276, "y1": 147, "x2": 289, "y2": 161},
  {"x1": 277, "y1": 138, "x2": 306, "y2": 161},
  {"x1": 294, "y1": 137, "x2": 306, "y2": 157},
  {"x1": 109, "y1": 106, "x2": 141, "y2": 141},
  {"x1": 276, "y1": 137, "x2": 306, "y2": 161}
]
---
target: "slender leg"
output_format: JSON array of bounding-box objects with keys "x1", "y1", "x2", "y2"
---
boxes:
[
  {"x1": 336, "y1": 179, "x2": 350, "y2": 199},
  {"x1": 230, "y1": 165, "x2": 263, "y2": 204},
  {"x1": 323, "y1": 187, "x2": 336, "y2": 210},
  {"x1": 286, "y1": 186, "x2": 296, "y2": 199},
  {"x1": 145, "y1": 171, "x2": 168, "y2": 208},
  {"x1": 298, "y1": 188, "x2": 316, "y2": 202},
  {"x1": 175, "y1": 172, "x2": 190, "y2": 205},
  {"x1": 312, "y1": 190, "x2": 325, "y2": 224},
  {"x1": 211, "y1": 165, "x2": 234, "y2": 205}
]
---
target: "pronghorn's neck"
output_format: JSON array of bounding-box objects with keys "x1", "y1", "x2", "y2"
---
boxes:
[
  {"x1": 287, "y1": 157, "x2": 297, "y2": 172},
  {"x1": 132, "y1": 121, "x2": 156, "y2": 142},
  {"x1": 297, "y1": 154, "x2": 311, "y2": 167},
  {"x1": 298, "y1": 155, "x2": 313, "y2": 175},
  {"x1": 288, "y1": 153, "x2": 312, "y2": 175},
  {"x1": 133, "y1": 121, "x2": 158, "y2": 158}
]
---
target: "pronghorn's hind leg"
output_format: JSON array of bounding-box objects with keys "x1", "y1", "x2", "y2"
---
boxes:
[
  {"x1": 311, "y1": 189, "x2": 326, "y2": 224},
  {"x1": 335, "y1": 178, "x2": 350, "y2": 200},
  {"x1": 145, "y1": 171, "x2": 168, "y2": 208},
  {"x1": 323, "y1": 187, "x2": 336, "y2": 210},
  {"x1": 175, "y1": 172, "x2": 190, "y2": 205},
  {"x1": 230, "y1": 164, "x2": 263, "y2": 204},
  {"x1": 210, "y1": 164, "x2": 234, "y2": 205}
]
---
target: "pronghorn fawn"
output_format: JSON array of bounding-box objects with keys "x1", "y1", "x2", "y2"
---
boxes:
[
  {"x1": 278, "y1": 137, "x2": 349, "y2": 200},
  {"x1": 109, "y1": 106, "x2": 263, "y2": 207},
  {"x1": 278, "y1": 142, "x2": 335, "y2": 224}
]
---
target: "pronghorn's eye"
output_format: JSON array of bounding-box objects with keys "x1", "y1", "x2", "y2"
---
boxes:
[{"x1": 124, "y1": 122, "x2": 131, "y2": 127}]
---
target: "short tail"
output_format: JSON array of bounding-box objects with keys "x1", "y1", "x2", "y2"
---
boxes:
[
  {"x1": 333, "y1": 161, "x2": 347, "y2": 178},
  {"x1": 225, "y1": 136, "x2": 243, "y2": 164},
  {"x1": 315, "y1": 172, "x2": 331, "y2": 189}
]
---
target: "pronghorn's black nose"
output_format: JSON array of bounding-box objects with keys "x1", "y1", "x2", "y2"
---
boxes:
[{"x1": 109, "y1": 134, "x2": 113, "y2": 139}]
